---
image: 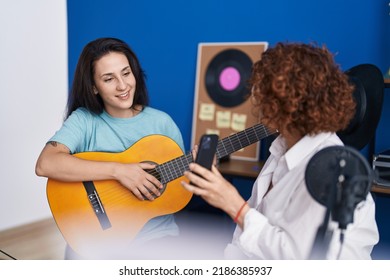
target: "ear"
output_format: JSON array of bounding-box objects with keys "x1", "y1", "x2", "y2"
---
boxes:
[{"x1": 93, "y1": 86, "x2": 98, "y2": 95}]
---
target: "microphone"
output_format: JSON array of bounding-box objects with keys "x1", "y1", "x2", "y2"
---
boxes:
[{"x1": 305, "y1": 145, "x2": 372, "y2": 258}]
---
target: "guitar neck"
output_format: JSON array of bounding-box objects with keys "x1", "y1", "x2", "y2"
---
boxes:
[
  {"x1": 150, "y1": 123, "x2": 277, "y2": 184},
  {"x1": 215, "y1": 123, "x2": 275, "y2": 159}
]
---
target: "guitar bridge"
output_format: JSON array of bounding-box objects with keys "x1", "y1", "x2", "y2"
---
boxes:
[{"x1": 83, "y1": 181, "x2": 112, "y2": 230}]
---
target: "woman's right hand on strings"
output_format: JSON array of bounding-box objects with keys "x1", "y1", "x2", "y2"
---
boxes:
[
  {"x1": 36, "y1": 142, "x2": 162, "y2": 201},
  {"x1": 114, "y1": 162, "x2": 163, "y2": 201}
]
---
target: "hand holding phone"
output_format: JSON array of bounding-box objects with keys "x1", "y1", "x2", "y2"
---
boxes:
[{"x1": 195, "y1": 134, "x2": 219, "y2": 170}]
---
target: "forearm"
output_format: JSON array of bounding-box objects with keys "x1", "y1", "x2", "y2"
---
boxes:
[
  {"x1": 222, "y1": 194, "x2": 249, "y2": 228},
  {"x1": 36, "y1": 151, "x2": 118, "y2": 182}
]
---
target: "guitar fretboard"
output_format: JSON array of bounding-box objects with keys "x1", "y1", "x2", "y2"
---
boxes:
[{"x1": 148, "y1": 123, "x2": 277, "y2": 184}]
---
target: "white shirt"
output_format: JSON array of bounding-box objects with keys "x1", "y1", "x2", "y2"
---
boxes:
[{"x1": 224, "y1": 132, "x2": 379, "y2": 259}]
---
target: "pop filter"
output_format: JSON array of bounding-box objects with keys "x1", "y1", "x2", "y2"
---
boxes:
[{"x1": 305, "y1": 145, "x2": 372, "y2": 230}]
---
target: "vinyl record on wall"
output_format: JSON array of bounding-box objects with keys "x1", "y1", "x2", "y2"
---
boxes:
[{"x1": 205, "y1": 49, "x2": 253, "y2": 107}]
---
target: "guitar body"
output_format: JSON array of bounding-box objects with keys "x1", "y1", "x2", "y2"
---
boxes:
[{"x1": 46, "y1": 135, "x2": 192, "y2": 258}]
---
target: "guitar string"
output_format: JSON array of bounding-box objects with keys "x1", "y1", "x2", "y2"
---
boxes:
[
  {"x1": 157, "y1": 125, "x2": 272, "y2": 181},
  {"x1": 150, "y1": 124, "x2": 275, "y2": 182},
  {"x1": 91, "y1": 156, "x2": 193, "y2": 203},
  {"x1": 89, "y1": 156, "x2": 192, "y2": 203},
  {"x1": 95, "y1": 125, "x2": 276, "y2": 202}
]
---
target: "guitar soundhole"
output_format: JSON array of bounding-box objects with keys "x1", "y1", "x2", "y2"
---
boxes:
[{"x1": 142, "y1": 161, "x2": 166, "y2": 200}]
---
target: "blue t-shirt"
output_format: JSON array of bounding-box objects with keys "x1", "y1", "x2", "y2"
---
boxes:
[{"x1": 49, "y1": 106, "x2": 185, "y2": 244}]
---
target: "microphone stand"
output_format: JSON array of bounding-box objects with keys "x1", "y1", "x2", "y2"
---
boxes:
[
  {"x1": 309, "y1": 206, "x2": 334, "y2": 259},
  {"x1": 309, "y1": 163, "x2": 341, "y2": 260}
]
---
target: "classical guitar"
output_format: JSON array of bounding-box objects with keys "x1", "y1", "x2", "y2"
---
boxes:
[{"x1": 46, "y1": 123, "x2": 276, "y2": 257}]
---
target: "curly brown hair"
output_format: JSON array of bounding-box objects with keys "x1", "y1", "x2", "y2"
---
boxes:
[{"x1": 250, "y1": 42, "x2": 356, "y2": 137}]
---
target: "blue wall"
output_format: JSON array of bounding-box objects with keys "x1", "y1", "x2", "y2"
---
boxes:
[{"x1": 67, "y1": 0, "x2": 390, "y2": 258}]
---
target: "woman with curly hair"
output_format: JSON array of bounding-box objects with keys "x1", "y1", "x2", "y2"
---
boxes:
[{"x1": 181, "y1": 42, "x2": 379, "y2": 259}]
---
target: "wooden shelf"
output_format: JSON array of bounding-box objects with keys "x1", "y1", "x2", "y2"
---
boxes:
[
  {"x1": 219, "y1": 159, "x2": 389, "y2": 195},
  {"x1": 372, "y1": 184, "x2": 390, "y2": 195},
  {"x1": 218, "y1": 159, "x2": 264, "y2": 178},
  {"x1": 385, "y1": 78, "x2": 390, "y2": 88}
]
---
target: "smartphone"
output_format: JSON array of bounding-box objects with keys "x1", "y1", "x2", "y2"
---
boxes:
[{"x1": 195, "y1": 134, "x2": 219, "y2": 170}]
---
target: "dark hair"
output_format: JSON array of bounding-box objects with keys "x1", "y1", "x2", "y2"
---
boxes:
[
  {"x1": 66, "y1": 37, "x2": 149, "y2": 118},
  {"x1": 250, "y1": 42, "x2": 355, "y2": 136}
]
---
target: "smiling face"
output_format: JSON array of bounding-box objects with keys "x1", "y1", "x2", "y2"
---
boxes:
[{"x1": 93, "y1": 52, "x2": 137, "y2": 118}]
